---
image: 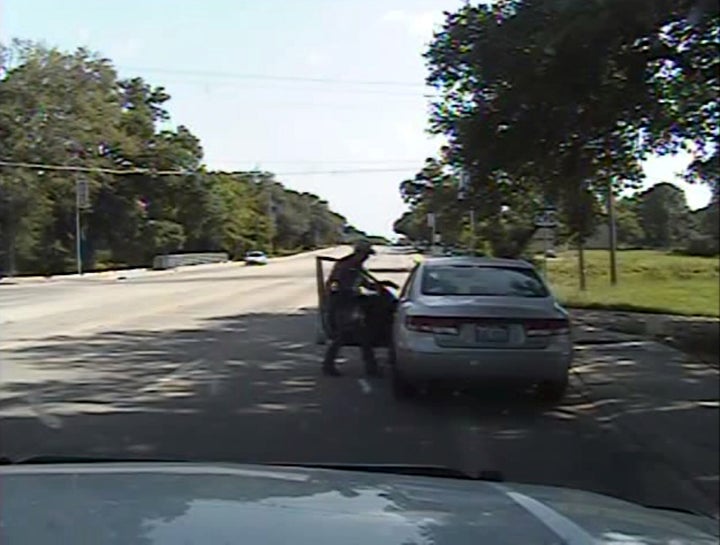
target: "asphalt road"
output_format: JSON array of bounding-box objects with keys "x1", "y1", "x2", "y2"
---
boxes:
[{"x1": 1, "y1": 247, "x2": 718, "y2": 518}]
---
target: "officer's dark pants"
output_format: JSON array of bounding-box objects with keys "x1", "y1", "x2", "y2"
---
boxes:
[{"x1": 322, "y1": 294, "x2": 378, "y2": 374}]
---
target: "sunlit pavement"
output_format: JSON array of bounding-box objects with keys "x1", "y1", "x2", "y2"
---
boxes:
[{"x1": 1, "y1": 247, "x2": 717, "y2": 518}]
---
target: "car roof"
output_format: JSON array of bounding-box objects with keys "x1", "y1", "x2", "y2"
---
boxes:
[{"x1": 421, "y1": 256, "x2": 535, "y2": 269}]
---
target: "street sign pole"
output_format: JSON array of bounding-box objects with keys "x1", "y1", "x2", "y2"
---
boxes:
[
  {"x1": 75, "y1": 205, "x2": 82, "y2": 275},
  {"x1": 535, "y1": 207, "x2": 557, "y2": 279},
  {"x1": 427, "y1": 213, "x2": 436, "y2": 253}
]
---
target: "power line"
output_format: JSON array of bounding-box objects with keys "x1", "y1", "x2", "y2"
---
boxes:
[
  {"x1": 117, "y1": 65, "x2": 427, "y2": 89},
  {"x1": 0, "y1": 159, "x2": 418, "y2": 177},
  {"x1": 0, "y1": 160, "x2": 187, "y2": 176},
  {"x1": 146, "y1": 79, "x2": 435, "y2": 98},
  {"x1": 210, "y1": 158, "x2": 422, "y2": 166},
  {"x1": 271, "y1": 167, "x2": 414, "y2": 176}
]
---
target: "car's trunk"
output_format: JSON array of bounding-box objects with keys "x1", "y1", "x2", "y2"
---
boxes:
[{"x1": 410, "y1": 296, "x2": 566, "y2": 349}]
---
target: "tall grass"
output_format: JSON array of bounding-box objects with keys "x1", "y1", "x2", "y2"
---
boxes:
[{"x1": 545, "y1": 250, "x2": 720, "y2": 317}]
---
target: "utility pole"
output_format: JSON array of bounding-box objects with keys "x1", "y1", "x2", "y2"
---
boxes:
[
  {"x1": 75, "y1": 176, "x2": 89, "y2": 275},
  {"x1": 267, "y1": 190, "x2": 277, "y2": 253},
  {"x1": 578, "y1": 236, "x2": 587, "y2": 291},
  {"x1": 469, "y1": 208, "x2": 476, "y2": 256},
  {"x1": 607, "y1": 182, "x2": 618, "y2": 285}
]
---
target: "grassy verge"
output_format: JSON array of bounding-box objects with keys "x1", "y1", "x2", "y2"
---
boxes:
[{"x1": 544, "y1": 250, "x2": 720, "y2": 317}]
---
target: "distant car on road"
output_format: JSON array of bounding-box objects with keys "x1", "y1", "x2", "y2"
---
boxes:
[
  {"x1": 390, "y1": 256, "x2": 573, "y2": 401},
  {"x1": 244, "y1": 251, "x2": 268, "y2": 266}
]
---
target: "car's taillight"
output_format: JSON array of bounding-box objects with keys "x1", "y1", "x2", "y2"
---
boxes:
[
  {"x1": 405, "y1": 316, "x2": 460, "y2": 335},
  {"x1": 525, "y1": 318, "x2": 570, "y2": 336}
]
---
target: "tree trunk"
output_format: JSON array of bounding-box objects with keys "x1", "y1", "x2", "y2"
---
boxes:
[
  {"x1": 1, "y1": 228, "x2": 18, "y2": 276},
  {"x1": 607, "y1": 184, "x2": 618, "y2": 285},
  {"x1": 577, "y1": 236, "x2": 586, "y2": 291}
]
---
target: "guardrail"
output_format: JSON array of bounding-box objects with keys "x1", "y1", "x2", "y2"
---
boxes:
[{"x1": 152, "y1": 253, "x2": 230, "y2": 270}]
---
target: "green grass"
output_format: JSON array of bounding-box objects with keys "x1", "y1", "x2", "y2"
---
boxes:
[{"x1": 544, "y1": 250, "x2": 720, "y2": 317}]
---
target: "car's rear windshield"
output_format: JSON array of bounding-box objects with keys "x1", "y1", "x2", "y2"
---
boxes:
[
  {"x1": 247, "y1": 252, "x2": 264, "y2": 257},
  {"x1": 420, "y1": 265, "x2": 549, "y2": 297}
]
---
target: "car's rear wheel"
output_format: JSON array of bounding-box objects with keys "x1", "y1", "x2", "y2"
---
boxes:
[
  {"x1": 536, "y1": 376, "x2": 568, "y2": 403},
  {"x1": 388, "y1": 345, "x2": 418, "y2": 399}
]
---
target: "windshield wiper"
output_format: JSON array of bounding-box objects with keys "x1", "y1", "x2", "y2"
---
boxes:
[{"x1": 267, "y1": 462, "x2": 504, "y2": 482}]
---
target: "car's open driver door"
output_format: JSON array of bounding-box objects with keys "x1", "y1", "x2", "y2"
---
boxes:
[
  {"x1": 315, "y1": 255, "x2": 399, "y2": 347},
  {"x1": 315, "y1": 256, "x2": 337, "y2": 345}
]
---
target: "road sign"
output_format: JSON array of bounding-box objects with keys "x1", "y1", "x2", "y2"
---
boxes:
[
  {"x1": 427, "y1": 213, "x2": 436, "y2": 228},
  {"x1": 76, "y1": 178, "x2": 90, "y2": 209},
  {"x1": 534, "y1": 209, "x2": 557, "y2": 228}
]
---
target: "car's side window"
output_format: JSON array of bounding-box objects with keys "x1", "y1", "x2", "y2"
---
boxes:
[{"x1": 399, "y1": 265, "x2": 419, "y2": 300}]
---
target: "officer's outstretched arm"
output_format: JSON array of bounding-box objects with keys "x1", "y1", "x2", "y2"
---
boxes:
[{"x1": 359, "y1": 271, "x2": 378, "y2": 291}]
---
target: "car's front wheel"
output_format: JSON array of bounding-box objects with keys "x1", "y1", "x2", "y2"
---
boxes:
[{"x1": 536, "y1": 376, "x2": 568, "y2": 403}]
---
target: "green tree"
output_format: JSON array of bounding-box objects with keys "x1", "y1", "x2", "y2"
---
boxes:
[
  {"x1": 0, "y1": 41, "x2": 353, "y2": 275},
  {"x1": 423, "y1": 0, "x2": 717, "y2": 249},
  {"x1": 637, "y1": 183, "x2": 692, "y2": 248},
  {"x1": 614, "y1": 197, "x2": 645, "y2": 247}
]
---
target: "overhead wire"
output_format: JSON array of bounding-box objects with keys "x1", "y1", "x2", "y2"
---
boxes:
[
  {"x1": 116, "y1": 65, "x2": 427, "y2": 89},
  {"x1": 0, "y1": 160, "x2": 187, "y2": 176},
  {"x1": 0, "y1": 160, "x2": 419, "y2": 177}
]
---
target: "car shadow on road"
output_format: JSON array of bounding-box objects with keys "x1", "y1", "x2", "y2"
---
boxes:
[
  {"x1": 2, "y1": 309, "x2": 459, "y2": 466},
  {"x1": 1, "y1": 310, "x2": 717, "y2": 517}
]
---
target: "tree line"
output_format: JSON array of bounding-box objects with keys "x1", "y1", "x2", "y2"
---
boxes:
[
  {"x1": 0, "y1": 40, "x2": 359, "y2": 275},
  {"x1": 394, "y1": 0, "x2": 719, "y2": 259},
  {"x1": 614, "y1": 183, "x2": 718, "y2": 255}
]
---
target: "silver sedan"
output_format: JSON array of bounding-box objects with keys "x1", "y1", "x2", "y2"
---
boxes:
[{"x1": 390, "y1": 256, "x2": 573, "y2": 401}]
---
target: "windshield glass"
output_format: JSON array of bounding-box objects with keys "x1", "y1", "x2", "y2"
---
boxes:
[
  {"x1": 421, "y1": 266, "x2": 549, "y2": 297},
  {"x1": 0, "y1": 0, "x2": 718, "y2": 535}
]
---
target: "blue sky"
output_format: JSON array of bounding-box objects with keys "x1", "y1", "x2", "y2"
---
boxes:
[{"x1": 1, "y1": 0, "x2": 712, "y2": 236}]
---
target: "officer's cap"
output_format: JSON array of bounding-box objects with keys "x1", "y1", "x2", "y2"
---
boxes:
[{"x1": 353, "y1": 239, "x2": 376, "y2": 255}]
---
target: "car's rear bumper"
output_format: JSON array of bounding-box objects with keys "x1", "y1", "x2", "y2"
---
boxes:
[{"x1": 395, "y1": 343, "x2": 572, "y2": 382}]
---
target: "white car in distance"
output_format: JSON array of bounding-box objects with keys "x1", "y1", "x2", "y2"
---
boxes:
[
  {"x1": 391, "y1": 257, "x2": 573, "y2": 401},
  {"x1": 244, "y1": 251, "x2": 268, "y2": 266}
]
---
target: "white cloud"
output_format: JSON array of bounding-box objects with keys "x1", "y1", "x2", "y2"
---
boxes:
[{"x1": 380, "y1": 9, "x2": 442, "y2": 38}]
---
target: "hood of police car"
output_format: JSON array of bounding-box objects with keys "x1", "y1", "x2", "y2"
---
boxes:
[{"x1": 0, "y1": 462, "x2": 716, "y2": 544}]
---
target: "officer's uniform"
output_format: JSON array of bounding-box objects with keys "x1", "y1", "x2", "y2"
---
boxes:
[{"x1": 321, "y1": 242, "x2": 379, "y2": 377}]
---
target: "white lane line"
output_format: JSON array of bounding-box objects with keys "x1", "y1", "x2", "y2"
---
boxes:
[
  {"x1": 26, "y1": 392, "x2": 63, "y2": 429},
  {"x1": 138, "y1": 359, "x2": 200, "y2": 393},
  {"x1": 358, "y1": 379, "x2": 372, "y2": 394}
]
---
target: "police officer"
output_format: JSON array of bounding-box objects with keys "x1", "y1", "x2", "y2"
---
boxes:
[{"x1": 322, "y1": 240, "x2": 381, "y2": 377}]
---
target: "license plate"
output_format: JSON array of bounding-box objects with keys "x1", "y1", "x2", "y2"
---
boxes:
[{"x1": 475, "y1": 326, "x2": 509, "y2": 343}]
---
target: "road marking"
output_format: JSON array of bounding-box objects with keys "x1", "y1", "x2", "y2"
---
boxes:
[
  {"x1": 26, "y1": 392, "x2": 63, "y2": 429},
  {"x1": 358, "y1": 379, "x2": 372, "y2": 394},
  {"x1": 138, "y1": 359, "x2": 200, "y2": 394}
]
